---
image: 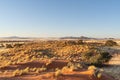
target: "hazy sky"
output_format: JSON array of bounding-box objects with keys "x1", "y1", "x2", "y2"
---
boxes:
[{"x1": 0, "y1": 0, "x2": 120, "y2": 38}]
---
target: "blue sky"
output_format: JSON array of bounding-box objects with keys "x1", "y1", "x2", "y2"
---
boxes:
[{"x1": 0, "y1": 0, "x2": 120, "y2": 38}]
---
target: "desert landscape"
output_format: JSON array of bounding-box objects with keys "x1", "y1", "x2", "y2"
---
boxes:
[
  {"x1": 0, "y1": 38, "x2": 119, "y2": 80},
  {"x1": 1, "y1": 0, "x2": 120, "y2": 80}
]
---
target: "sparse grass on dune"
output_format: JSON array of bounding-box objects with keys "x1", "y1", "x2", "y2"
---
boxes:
[{"x1": 0, "y1": 40, "x2": 116, "y2": 80}]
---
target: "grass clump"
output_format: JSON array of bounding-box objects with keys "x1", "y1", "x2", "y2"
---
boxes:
[
  {"x1": 35, "y1": 67, "x2": 47, "y2": 74},
  {"x1": 55, "y1": 69, "x2": 62, "y2": 77},
  {"x1": 105, "y1": 40, "x2": 117, "y2": 46},
  {"x1": 88, "y1": 65, "x2": 104, "y2": 79},
  {"x1": 12, "y1": 67, "x2": 30, "y2": 77},
  {"x1": 12, "y1": 69, "x2": 22, "y2": 77}
]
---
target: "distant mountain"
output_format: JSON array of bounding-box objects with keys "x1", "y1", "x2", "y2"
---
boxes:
[
  {"x1": 0, "y1": 36, "x2": 32, "y2": 39},
  {"x1": 60, "y1": 36, "x2": 97, "y2": 40},
  {"x1": 0, "y1": 36, "x2": 116, "y2": 40}
]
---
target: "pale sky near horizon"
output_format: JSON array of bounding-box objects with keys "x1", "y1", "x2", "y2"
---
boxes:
[{"x1": 0, "y1": 0, "x2": 120, "y2": 38}]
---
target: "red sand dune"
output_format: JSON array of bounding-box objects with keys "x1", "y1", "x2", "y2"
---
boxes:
[{"x1": 0, "y1": 60, "x2": 116, "y2": 80}]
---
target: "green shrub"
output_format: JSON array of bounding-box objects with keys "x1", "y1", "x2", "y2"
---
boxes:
[
  {"x1": 105, "y1": 40, "x2": 117, "y2": 46},
  {"x1": 65, "y1": 40, "x2": 77, "y2": 45},
  {"x1": 13, "y1": 43, "x2": 23, "y2": 47},
  {"x1": 5, "y1": 44, "x2": 13, "y2": 48},
  {"x1": 82, "y1": 49, "x2": 112, "y2": 65},
  {"x1": 76, "y1": 40, "x2": 84, "y2": 44}
]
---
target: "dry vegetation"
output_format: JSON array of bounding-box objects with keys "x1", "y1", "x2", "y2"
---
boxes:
[{"x1": 0, "y1": 40, "x2": 118, "y2": 80}]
